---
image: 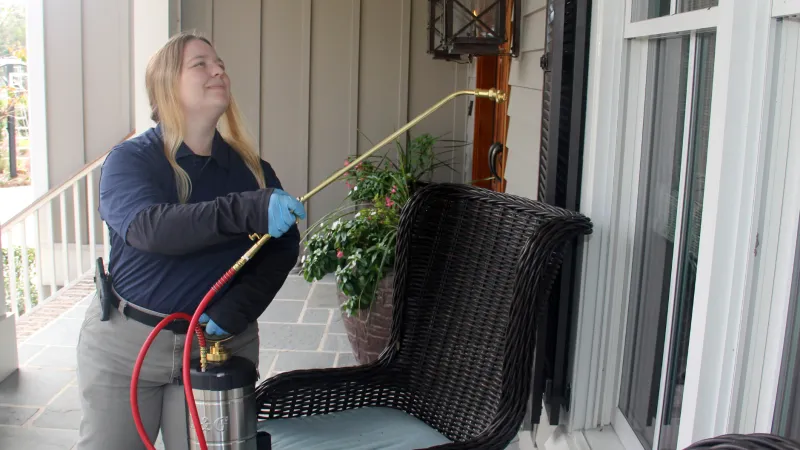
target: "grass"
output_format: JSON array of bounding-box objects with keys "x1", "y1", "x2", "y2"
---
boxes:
[{"x1": 2, "y1": 246, "x2": 39, "y2": 315}]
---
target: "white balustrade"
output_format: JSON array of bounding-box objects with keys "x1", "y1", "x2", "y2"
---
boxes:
[{"x1": 1, "y1": 132, "x2": 131, "y2": 318}]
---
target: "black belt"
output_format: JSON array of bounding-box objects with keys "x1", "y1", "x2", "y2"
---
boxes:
[{"x1": 109, "y1": 293, "x2": 190, "y2": 334}]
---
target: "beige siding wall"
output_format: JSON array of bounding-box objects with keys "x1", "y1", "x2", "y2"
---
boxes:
[
  {"x1": 181, "y1": 0, "x2": 471, "y2": 227},
  {"x1": 503, "y1": 0, "x2": 547, "y2": 200},
  {"x1": 29, "y1": 0, "x2": 133, "y2": 193}
]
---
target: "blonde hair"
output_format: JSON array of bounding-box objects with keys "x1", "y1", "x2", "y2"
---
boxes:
[{"x1": 145, "y1": 31, "x2": 266, "y2": 203}]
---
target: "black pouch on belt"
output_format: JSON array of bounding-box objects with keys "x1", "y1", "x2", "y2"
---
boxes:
[{"x1": 94, "y1": 257, "x2": 112, "y2": 321}]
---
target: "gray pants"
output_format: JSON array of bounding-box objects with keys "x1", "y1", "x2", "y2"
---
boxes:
[{"x1": 75, "y1": 294, "x2": 260, "y2": 450}]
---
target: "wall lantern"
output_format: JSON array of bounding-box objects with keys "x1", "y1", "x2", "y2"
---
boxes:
[{"x1": 428, "y1": 0, "x2": 520, "y2": 61}]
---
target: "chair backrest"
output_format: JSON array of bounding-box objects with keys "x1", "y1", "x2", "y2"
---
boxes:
[{"x1": 382, "y1": 183, "x2": 593, "y2": 444}]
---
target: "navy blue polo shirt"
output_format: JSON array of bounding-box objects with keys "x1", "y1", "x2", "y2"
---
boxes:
[{"x1": 98, "y1": 125, "x2": 293, "y2": 315}]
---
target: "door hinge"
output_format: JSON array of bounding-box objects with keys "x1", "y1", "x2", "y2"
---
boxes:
[{"x1": 540, "y1": 53, "x2": 549, "y2": 71}]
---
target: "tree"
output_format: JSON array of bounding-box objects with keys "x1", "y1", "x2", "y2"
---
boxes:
[{"x1": 0, "y1": 2, "x2": 25, "y2": 58}]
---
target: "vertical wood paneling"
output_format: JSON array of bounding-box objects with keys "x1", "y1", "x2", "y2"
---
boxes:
[
  {"x1": 45, "y1": 0, "x2": 86, "y2": 182},
  {"x1": 504, "y1": 86, "x2": 542, "y2": 199},
  {"x1": 180, "y1": 0, "x2": 213, "y2": 38},
  {"x1": 82, "y1": 0, "x2": 131, "y2": 161},
  {"x1": 45, "y1": 0, "x2": 86, "y2": 251},
  {"x1": 169, "y1": 0, "x2": 180, "y2": 35},
  {"x1": 212, "y1": 0, "x2": 261, "y2": 145},
  {"x1": 82, "y1": 0, "x2": 132, "y2": 248},
  {"x1": 358, "y1": 0, "x2": 403, "y2": 155},
  {"x1": 299, "y1": 0, "x2": 312, "y2": 229},
  {"x1": 307, "y1": 0, "x2": 360, "y2": 225},
  {"x1": 349, "y1": 0, "x2": 361, "y2": 156},
  {"x1": 451, "y1": 61, "x2": 469, "y2": 183},
  {"x1": 503, "y1": 4, "x2": 547, "y2": 200},
  {"x1": 398, "y1": 0, "x2": 412, "y2": 130},
  {"x1": 132, "y1": 0, "x2": 169, "y2": 133},
  {"x1": 464, "y1": 62, "x2": 478, "y2": 183},
  {"x1": 259, "y1": 0, "x2": 310, "y2": 228}
]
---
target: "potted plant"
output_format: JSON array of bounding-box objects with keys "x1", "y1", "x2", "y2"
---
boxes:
[{"x1": 300, "y1": 133, "x2": 468, "y2": 364}]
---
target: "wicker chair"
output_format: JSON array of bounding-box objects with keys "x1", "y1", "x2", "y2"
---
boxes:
[
  {"x1": 254, "y1": 183, "x2": 593, "y2": 450},
  {"x1": 683, "y1": 433, "x2": 800, "y2": 449}
]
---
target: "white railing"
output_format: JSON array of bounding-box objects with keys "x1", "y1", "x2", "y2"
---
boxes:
[{"x1": 1, "y1": 132, "x2": 134, "y2": 317}]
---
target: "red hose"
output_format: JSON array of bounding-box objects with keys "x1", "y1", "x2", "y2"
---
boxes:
[
  {"x1": 130, "y1": 312, "x2": 195, "y2": 449},
  {"x1": 130, "y1": 267, "x2": 237, "y2": 450},
  {"x1": 182, "y1": 267, "x2": 237, "y2": 449}
]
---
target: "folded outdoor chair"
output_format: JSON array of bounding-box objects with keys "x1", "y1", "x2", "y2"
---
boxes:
[{"x1": 254, "y1": 183, "x2": 593, "y2": 450}]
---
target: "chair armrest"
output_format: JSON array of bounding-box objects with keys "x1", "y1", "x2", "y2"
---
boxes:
[{"x1": 255, "y1": 363, "x2": 397, "y2": 420}]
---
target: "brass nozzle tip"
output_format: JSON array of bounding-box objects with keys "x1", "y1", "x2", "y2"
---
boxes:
[{"x1": 475, "y1": 88, "x2": 507, "y2": 103}]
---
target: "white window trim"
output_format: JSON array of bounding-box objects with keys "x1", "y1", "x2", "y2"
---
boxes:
[
  {"x1": 569, "y1": 0, "x2": 777, "y2": 448},
  {"x1": 676, "y1": 1, "x2": 775, "y2": 444},
  {"x1": 735, "y1": 18, "x2": 800, "y2": 435},
  {"x1": 773, "y1": 0, "x2": 800, "y2": 19},
  {"x1": 624, "y1": 8, "x2": 718, "y2": 40}
]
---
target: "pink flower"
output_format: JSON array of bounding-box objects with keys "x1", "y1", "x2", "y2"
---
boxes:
[
  {"x1": 345, "y1": 182, "x2": 352, "y2": 189},
  {"x1": 337, "y1": 250, "x2": 344, "y2": 259},
  {"x1": 385, "y1": 197, "x2": 395, "y2": 207},
  {"x1": 391, "y1": 185, "x2": 397, "y2": 194},
  {"x1": 344, "y1": 160, "x2": 350, "y2": 166}
]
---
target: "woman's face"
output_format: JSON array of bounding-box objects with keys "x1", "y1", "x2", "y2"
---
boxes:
[{"x1": 178, "y1": 39, "x2": 230, "y2": 120}]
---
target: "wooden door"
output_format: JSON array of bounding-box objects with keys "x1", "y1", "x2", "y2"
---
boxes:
[{"x1": 471, "y1": 0, "x2": 514, "y2": 192}]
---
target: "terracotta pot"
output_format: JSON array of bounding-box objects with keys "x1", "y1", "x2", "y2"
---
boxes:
[{"x1": 336, "y1": 272, "x2": 395, "y2": 365}]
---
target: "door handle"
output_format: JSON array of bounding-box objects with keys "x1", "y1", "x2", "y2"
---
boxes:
[{"x1": 488, "y1": 142, "x2": 504, "y2": 181}]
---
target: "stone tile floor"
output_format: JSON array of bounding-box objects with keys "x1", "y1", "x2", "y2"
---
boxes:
[{"x1": 0, "y1": 274, "x2": 353, "y2": 449}]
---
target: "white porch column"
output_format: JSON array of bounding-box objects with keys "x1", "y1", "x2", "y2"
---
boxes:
[
  {"x1": 0, "y1": 233, "x2": 20, "y2": 383},
  {"x1": 133, "y1": 0, "x2": 175, "y2": 132}
]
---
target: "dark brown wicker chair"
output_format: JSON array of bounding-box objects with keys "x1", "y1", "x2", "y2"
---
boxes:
[
  {"x1": 254, "y1": 183, "x2": 593, "y2": 449},
  {"x1": 683, "y1": 433, "x2": 800, "y2": 449}
]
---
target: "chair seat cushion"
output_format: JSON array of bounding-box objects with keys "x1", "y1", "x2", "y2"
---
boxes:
[{"x1": 257, "y1": 406, "x2": 453, "y2": 449}]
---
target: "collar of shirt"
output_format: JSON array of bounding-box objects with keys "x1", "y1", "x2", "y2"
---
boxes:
[{"x1": 154, "y1": 123, "x2": 231, "y2": 170}]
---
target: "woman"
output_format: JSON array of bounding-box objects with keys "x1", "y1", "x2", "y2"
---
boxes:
[{"x1": 76, "y1": 32, "x2": 304, "y2": 449}]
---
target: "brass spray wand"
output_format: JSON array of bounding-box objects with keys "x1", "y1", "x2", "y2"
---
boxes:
[{"x1": 236, "y1": 88, "x2": 507, "y2": 269}]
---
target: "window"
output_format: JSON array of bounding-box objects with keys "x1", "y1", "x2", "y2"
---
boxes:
[
  {"x1": 572, "y1": 0, "x2": 776, "y2": 448},
  {"x1": 617, "y1": 36, "x2": 690, "y2": 448},
  {"x1": 616, "y1": 30, "x2": 716, "y2": 450}
]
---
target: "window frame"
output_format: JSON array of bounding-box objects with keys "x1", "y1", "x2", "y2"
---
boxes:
[
  {"x1": 735, "y1": 17, "x2": 800, "y2": 436},
  {"x1": 567, "y1": 0, "x2": 777, "y2": 448},
  {"x1": 774, "y1": 0, "x2": 800, "y2": 19},
  {"x1": 611, "y1": 28, "x2": 706, "y2": 450}
]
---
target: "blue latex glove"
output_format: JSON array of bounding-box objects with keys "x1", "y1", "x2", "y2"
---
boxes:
[
  {"x1": 268, "y1": 189, "x2": 306, "y2": 237},
  {"x1": 199, "y1": 313, "x2": 229, "y2": 337}
]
